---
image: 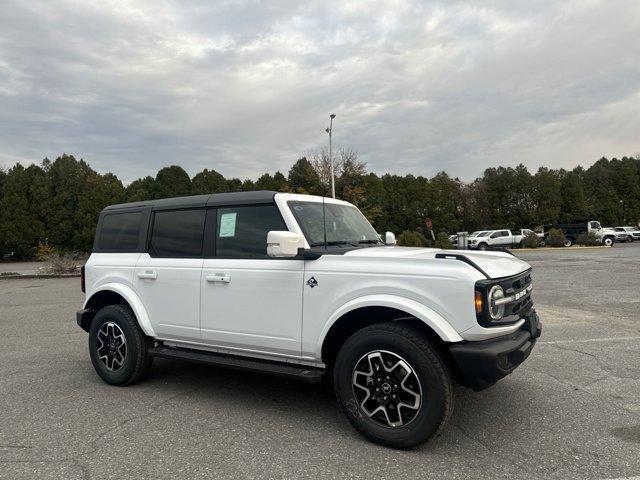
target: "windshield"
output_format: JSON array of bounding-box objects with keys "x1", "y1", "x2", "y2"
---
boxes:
[{"x1": 288, "y1": 201, "x2": 380, "y2": 246}]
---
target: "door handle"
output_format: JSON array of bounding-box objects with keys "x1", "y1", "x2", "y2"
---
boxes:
[
  {"x1": 137, "y1": 271, "x2": 157, "y2": 280},
  {"x1": 206, "y1": 274, "x2": 231, "y2": 284}
]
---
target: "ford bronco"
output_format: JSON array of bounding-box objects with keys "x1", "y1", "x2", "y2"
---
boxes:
[{"x1": 76, "y1": 191, "x2": 541, "y2": 448}]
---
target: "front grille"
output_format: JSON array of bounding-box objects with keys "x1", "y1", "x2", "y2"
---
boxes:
[{"x1": 497, "y1": 269, "x2": 533, "y2": 321}]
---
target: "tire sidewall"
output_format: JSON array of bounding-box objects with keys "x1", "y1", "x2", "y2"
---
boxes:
[
  {"x1": 334, "y1": 327, "x2": 449, "y2": 448},
  {"x1": 89, "y1": 306, "x2": 141, "y2": 385}
]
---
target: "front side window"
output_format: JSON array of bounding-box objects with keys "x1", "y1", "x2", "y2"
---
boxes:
[
  {"x1": 99, "y1": 212, "x2": 142, "y2": 251},
  {"x1": 215, "y1": 205, "x2": 287, "y2": 258},
  {"x1": 288, "y1": 201, "x2": 380, "y2": 246},
  {"x1": 149, "y1": 209, "x2": 206, "y2": 258}
]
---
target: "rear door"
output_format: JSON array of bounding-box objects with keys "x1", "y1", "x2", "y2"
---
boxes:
[
  {"x1": 200, "y1": 204, "x2": 304, "y2": 357},
  {"x1": 134, "y1": 208, "x2": 206, "y2": 341}
]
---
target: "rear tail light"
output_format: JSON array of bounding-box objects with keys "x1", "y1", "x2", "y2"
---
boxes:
[{"x1": 81, "y1": 265, "x2": 85, "y2": 293}]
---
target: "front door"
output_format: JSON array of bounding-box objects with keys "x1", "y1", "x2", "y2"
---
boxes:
[
  {"x1": 200, "y1": 204, "x2": 304, "y2": 357},
  {"x1": 134, "y1": 208, "x2": 206, "y2": 341}
]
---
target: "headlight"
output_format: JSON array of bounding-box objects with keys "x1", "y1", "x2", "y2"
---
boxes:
[{"x1": 488, "y1": 285, "x2": 505, "y2": 320}]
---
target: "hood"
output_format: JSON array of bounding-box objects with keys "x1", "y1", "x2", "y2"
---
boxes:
[{"x1": 344, "y1": 246, "x2": 531, "y2": 279}]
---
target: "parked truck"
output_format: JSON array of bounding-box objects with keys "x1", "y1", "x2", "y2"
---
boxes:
[
  {"x1": 468, "y1": 229, "x2": 528, "y2": 250},
  {"x1": 543, "y1": 220, "x2": 616, "y2": 247}
]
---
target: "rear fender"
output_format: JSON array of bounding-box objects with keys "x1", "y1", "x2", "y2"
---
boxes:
[{"x1": 84, "y1": 283, "x2": 155, "y2": 337}]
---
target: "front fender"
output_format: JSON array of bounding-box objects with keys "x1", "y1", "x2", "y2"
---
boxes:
[
  {"x1": 315, "y1": 294, "x2": 463, "y2": 358},
  {"x1": 84, "y1": 283, "x2": 155, "y2": 337}
]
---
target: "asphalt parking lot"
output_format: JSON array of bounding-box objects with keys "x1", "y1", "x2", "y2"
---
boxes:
[{"x1": 1, "y1": 244, "x2": 639, "y2": 479}]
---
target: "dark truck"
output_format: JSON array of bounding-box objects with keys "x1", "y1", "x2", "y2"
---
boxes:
[{"x1": 543, "y1": 220, "x2": 616, "y2": 247}]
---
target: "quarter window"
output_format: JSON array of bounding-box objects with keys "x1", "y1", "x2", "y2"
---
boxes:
[
  {"x1": 149, "y1": 209, "x2": 206, "y2": 258},
  {"x1": 99, "y1": 212, "x2": 142, "y2": 251},
  {"x1": 215, "y1": 205, "x2": 287, "y2": 258}
]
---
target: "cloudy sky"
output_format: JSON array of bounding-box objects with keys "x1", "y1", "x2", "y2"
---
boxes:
[{"x1": 0, "y1": 0, "x2": 638, "y2": 183}]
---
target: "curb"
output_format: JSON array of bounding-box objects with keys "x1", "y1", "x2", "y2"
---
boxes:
[
  {"x1": 512, "y1": 246, "x2": 610, "y2": 252},
  {"x1": 0, "y1": 273, "x2": 80, "y2": 280}
]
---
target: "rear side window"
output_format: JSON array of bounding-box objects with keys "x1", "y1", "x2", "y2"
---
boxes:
[
  {"x1": 99, "y1": 212, "x2": 142, "y2": 251},
  {"x1": 215, "y1": 205, "x2": 287, "y2": 258},
  {"x1": 149, "y1": 209, "x2": 206, "y2": 258}
]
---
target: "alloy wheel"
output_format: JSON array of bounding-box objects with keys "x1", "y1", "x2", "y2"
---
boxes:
[
  {"x1": 96, "y1": 322, "x2": 127, "y2": 371},
  {"x1": 352, "y1": 350, "x2": 422, "y2": 428}
]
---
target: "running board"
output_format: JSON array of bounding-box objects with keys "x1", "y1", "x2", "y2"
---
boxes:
[{"x1": 148, "y1": 346, "x2": 325, "y2": 383}]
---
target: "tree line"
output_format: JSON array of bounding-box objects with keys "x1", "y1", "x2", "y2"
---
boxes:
[{"x1": 0, "y1": 152, "x2": 638, "y2": 258}]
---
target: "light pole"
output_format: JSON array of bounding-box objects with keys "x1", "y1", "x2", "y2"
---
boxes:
[{"x1": 325, "y1": 113, "x2": 336, "y2": 198}]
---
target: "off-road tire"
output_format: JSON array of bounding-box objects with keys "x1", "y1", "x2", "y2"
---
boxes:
[
  {"x1": 89, "y1": 304, "x2": 153, "y2": 386},
  {"x1": 334, "y1": 323, "x2": 453, "y2": 449}
]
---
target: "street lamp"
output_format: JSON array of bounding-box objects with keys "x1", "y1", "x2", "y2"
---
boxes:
[{"x1": 325, "y1": 113, "x2": 336, "y2": 198}]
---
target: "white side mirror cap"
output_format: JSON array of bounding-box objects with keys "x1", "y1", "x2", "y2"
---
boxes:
[
  {"x1": 267, "y1": 231, "x2": 305, "y2": 257},
  {"x1": 385, "y1": 231, "x2": 396, "y2": 245}
]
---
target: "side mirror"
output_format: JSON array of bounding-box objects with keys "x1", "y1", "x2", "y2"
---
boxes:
[
  {"x1": 267, "y1": 231, "x2": 305, "y2": 257},
  {"x1": 385, "y1": 231, "x2": 396, "y2": 245}
]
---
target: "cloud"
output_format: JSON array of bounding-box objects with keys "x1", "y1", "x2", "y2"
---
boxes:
[{"x1": 0, "y1": 0, "x2": 638, "y2": 183}]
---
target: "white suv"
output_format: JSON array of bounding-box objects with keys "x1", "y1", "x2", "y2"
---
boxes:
[{"x1": 77, "y1": 191, "x2": 541, "y2": 448}]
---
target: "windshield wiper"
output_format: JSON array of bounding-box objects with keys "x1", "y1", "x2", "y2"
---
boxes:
[
  {"x1": 357, "y1": 239, "x2": 381, "y2": 245},
  {"x1": 310, "y1": 240, "x2": 359, "y2": 247}
]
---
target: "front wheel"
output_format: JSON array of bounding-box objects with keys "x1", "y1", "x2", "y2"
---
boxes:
[
  {"x1": 334, "y1": 323, "x2": 453, "y2": 449},
  {"x1": 89, "y1": 304, "x2": 153, "y2": 386},
  {"x1": 603, "y1": 237, "x2": 614, "y2": 247},
  {"x1": 563, "y1": 238, "x2": 573, "y2": 247},
  {"x1": 477, "y1": 242, "x2": 488, "y2": 251}
]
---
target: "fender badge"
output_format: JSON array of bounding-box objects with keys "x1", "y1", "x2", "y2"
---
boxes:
[{"x1": 307, "y1": 277, "x2": 318, "y2": 288}]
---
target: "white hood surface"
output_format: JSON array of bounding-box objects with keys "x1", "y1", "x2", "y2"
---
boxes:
[{"x1": 344, "y1": 246, "x2": 531, "y2": 279}]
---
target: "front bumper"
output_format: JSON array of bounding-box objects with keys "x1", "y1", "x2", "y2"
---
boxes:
[{"x1": 450, "y1": 310, "x2": 542, "y2": 391}]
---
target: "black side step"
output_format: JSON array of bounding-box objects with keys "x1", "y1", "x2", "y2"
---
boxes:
[{"x1": 148, "y1": 346, "x2": 325, "y2": 383}]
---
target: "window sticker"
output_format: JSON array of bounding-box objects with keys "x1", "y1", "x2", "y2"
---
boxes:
[{"x1": 219, "y1": 212, "x2": 237, "y2": 237}]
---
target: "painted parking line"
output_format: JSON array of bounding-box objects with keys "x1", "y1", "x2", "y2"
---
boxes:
[{"x1": 540, "y1": 336, "x2": 640, "y2": 345}]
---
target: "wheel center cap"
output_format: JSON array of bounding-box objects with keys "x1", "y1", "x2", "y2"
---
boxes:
[{"x1": 381, "y1": 383, "x2": 392, "y2": 394}]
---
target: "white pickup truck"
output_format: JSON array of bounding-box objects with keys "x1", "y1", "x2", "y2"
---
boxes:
[
  {"x1": 468, "y1": 229, "x2": 529, "y2": 250},
  {"x1": 76, "y1": 191, "x2": 541, "y2": 448}
]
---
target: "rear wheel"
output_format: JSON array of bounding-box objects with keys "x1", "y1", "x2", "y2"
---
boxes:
[
  {"x1": 628, "y1": 235, "x2": 634, "y2": 243},
  {"x1": 334, "y1": 323, "x2": 453, "y2": 449},
  {"x1": 89, "y1": 304, "x2": 153, "y2": 386},
  {"x1": 563, "y1": 238, "x2": 573, "y2": 247}
]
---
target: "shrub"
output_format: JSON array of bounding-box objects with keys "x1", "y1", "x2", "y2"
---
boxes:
[
  {"x1": 42, "y1": 252, "x2": 88, "y2": 275},
  {"x1": 396, "y1": 230, "x2": 428, "y2": 247},
  {"x1": 576, "y1": 231, "x2": 599, "y2": 246},
  {"x1": 521, "y1": 232, "x2": 540, "y2": 248},
  {"x1": 546, "y1": 228, "x2": 566, "y2": 247},
  {"x1": 435, "y1": 232, "x2": 453, "y2": 249},
  {"x1": 35, "y1": 240, "x2": 55, "y2": 261}
]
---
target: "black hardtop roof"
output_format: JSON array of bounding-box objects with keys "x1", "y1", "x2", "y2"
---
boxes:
[{"x1": 103, "y1": 190, "x2": 278, "y2": 212}]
